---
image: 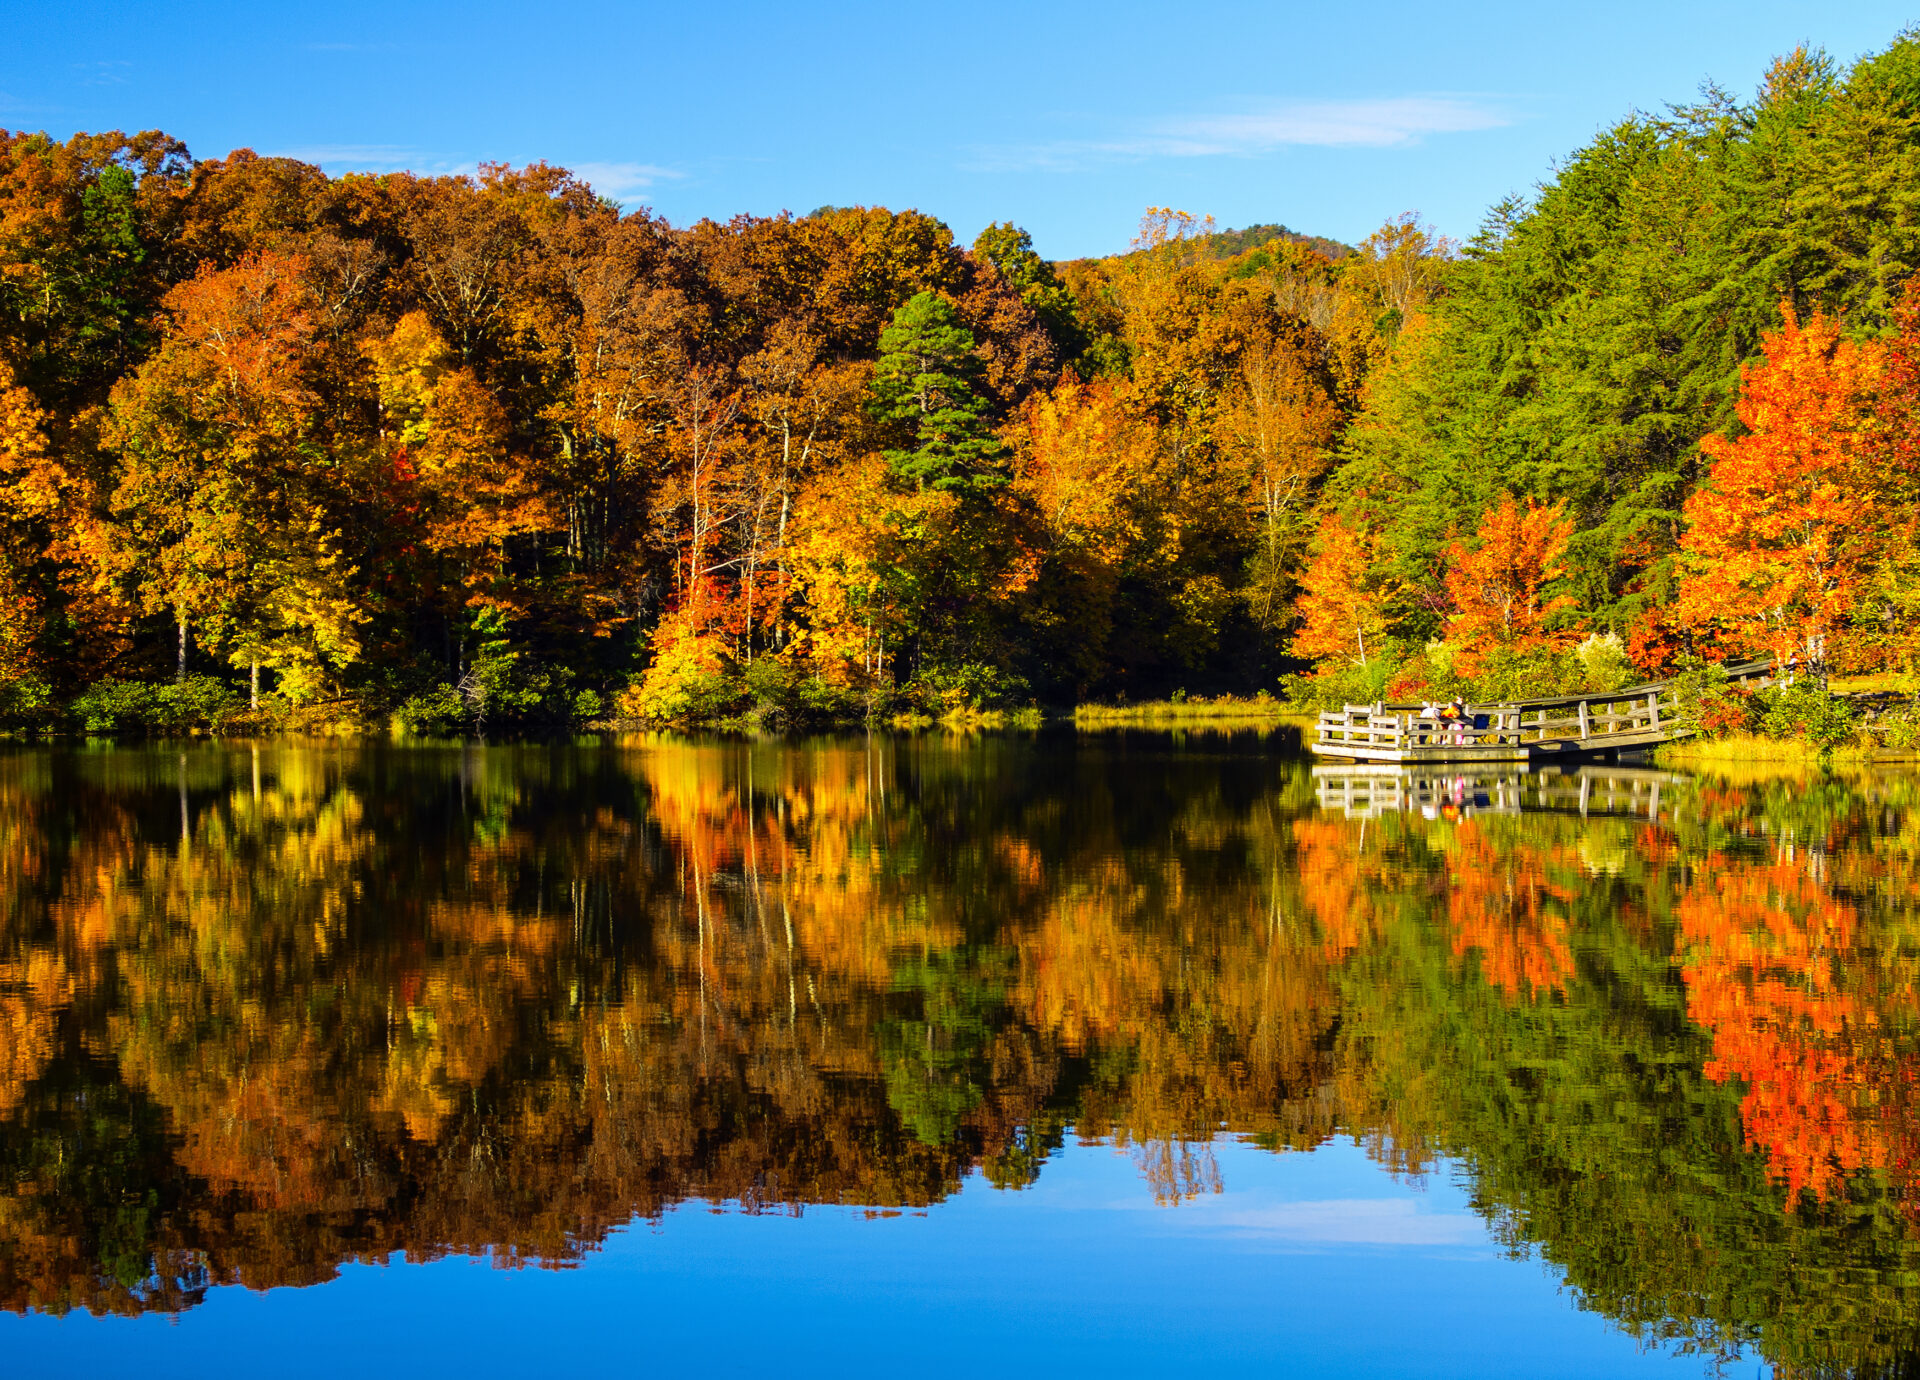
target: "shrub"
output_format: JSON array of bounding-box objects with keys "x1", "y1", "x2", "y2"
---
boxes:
[
  {"x1": 1284, "y1": 653, "x2": 1404, "y2": 711},
  {"x1": 70, "y1": 676, "x2": 244, "y2": 734},
  {"x1": 620, "y1": 619, "x2": 741, "y2": 724},
  {"x1": 0, "y1": 674, "x2": 53, "y2": 730},
  {"x1": 1873, "y1": 701, "x2": 1920, "y2": 752},
  {"x1": 905, "y1": 662, "x2": 1031, "y2": 714},
  {"x1": 1464, "y1": 647, "x2": 1581, "y2": 703},
  {"x1": 71, "y1": 681, "x2": 155, "y2": 733},
  {"x1": 393, "y1": 684, "x2": 469, "y2": 736},
  {"x1": 1573, "y1": 632, "x2": 1635, "y2": 692},
  {"x1": 1695, "y1": 685, "x2": 1757, "y2": 737},
  {"x1": 1753, "y1": 681, "x2": 1860, "y2": 752},
  {"x1": 790, "y1": 667, "x2": 868, "y2": 723}
]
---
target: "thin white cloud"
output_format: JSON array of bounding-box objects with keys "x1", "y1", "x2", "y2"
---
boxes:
[
  {"x1": 572, "y1": 161, "x2": 684, "y2": 201},
  {"x1": 72, "y1": 59, "x2": 132, "y2": 88},
  {"x1": 262, "y1": 148, "x2": 679, "y2": 199},
  {"x1": 968, "y1": 96, "x2": 1511, "y2": 172},
  {"x1": 1156, "y1": 1196, "x2": 1485, "y2": 1248},
  {"x1": 1217, "y1": 1198, "x2": 1483, "y2": 1246},
  {"x1": 270, "y1": 144, "x2": 437, "y2": 171}
]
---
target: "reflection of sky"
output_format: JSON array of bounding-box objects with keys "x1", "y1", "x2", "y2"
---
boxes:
[{"x1": 5, "y1": 1137, "x2": 1733, "y2": 1378}]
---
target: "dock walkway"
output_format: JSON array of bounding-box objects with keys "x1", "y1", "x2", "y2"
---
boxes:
[{"x1": 1309, "y1": 658, "x2": 1777, "y2": 764}]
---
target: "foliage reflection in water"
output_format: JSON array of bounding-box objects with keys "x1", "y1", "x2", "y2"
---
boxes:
[{"x1": 1, "y1": 734, "x2": 1919, "y2": 1374}]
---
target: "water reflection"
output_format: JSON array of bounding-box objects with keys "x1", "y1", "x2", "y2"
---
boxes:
[{"x1": 2, "y1": 738, "x2": 1919, "y2": 1374}]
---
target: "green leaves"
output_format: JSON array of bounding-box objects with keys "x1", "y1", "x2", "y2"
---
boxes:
[
  {"x1": 971, "y1": 221, "x2": 1087, "y2": 360},
  {"x1": 869, "y1": 291, "x2": 1008, "y2": 496}
]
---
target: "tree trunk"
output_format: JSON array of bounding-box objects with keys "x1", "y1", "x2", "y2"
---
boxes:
[
  {"x1": 250, "y1": 659, "x2": 260, "y2": 710},
  {"x1": 176, "y1": 616, "x2": 189, "y2": 684}
]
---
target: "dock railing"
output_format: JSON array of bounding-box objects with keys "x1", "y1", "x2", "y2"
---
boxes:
[{"x1": 1312, "y1": 658, "x2": 1778, "y2": 758}]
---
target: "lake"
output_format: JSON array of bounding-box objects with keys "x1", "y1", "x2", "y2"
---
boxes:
[{"x1": 1, "y1": 730, "x2": 1916, "y2": 1376}]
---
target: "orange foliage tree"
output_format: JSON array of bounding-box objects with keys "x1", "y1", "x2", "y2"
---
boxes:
[
  {"x1": 1442, "y1": 494, "x2": 1577, "y2": 674},
  {"x1": 1012, "y1": 375, "x2": 1159, "y2": 690},
  {"x1": 1291, "y1": 513, "x2": 1394, "y2": 671},
  {"x1": 105, "y1": 251, "x2": 367, "y2": 695},
  {"x1": 0, "y1": 363, "x2": 60, "y2": 693},
  {"x1": 1673, "y1": 306, "x2": 1889, "y2": 669}
]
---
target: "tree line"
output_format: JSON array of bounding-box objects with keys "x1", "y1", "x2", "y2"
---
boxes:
[
  {"x1": 0, "y1": 126, "x2": 1436, "y2": 730},
  {"x1": 1298, "y1": 35, "x2": 1920, "y2": 706}
]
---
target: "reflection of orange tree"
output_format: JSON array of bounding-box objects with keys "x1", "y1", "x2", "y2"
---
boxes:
[
  {"x1": 1676, "y1": 854, "x2": 1876, "y2": 1205},
  {"x1": 0, "y1": 949, "x2": 70, "y2": 1119},
  {"x1": 1442, "y1": 823, "x2": 1580, "y2": 1000},
  {"x1": 1294, "y1": 816, "x2": 1377, "y2": 958}
]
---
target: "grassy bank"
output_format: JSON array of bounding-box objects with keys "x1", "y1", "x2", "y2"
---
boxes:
[
  {"x1": 1654, "y1": 734, "x2": 1835, "y2": 770},
  {"x1": 1656, "y1": 733, "x2": 1920, "y2": 773},
  {"x1": 1073, "y1": 695, "x2": 1295, "y2": 725}
]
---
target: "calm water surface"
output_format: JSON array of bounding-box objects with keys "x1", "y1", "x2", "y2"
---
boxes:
[{"x1": 1, "y1": 731, "x2": 1917, "y2": 1376}]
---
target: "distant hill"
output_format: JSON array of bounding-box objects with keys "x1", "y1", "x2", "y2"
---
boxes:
[
  {"x1": 1059, "y1": 221, "x2": 1352, "y2": 269},
  {"x1": 1195, "y1": 222, "x2": 1351, "y2": 261}
]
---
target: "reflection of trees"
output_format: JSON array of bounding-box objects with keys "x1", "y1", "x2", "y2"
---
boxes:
[
  {"x1": 1442, "y1": 823, "x2": 1578, "y2": 999},
  {"x1": 1678, "y1": 854, "x2": 1872, "y2": 1205},
  {"x1": 7, "y1": 747, "x2": 1920, "y2": 1375}
]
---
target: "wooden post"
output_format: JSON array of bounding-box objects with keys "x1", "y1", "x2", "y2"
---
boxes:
[
  {"x1": 1648, "y1": 692, "x2": 1661, "y2": 732},
  {"x1": 1577, "y1": 701, "x2": 1590, "y2": 740}
]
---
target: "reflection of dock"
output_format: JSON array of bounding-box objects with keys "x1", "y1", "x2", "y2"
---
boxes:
[{"x1": 1312, "y1": 763, "x2": 1689, "y2": 827}]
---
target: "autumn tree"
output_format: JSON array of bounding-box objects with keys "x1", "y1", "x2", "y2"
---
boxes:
[
  {"x1": 1218, "y1": 315, "x2": 1342, "y2": 629},
  {"x1": 971, "y1": 222, "x2": 1084, "y2": 359},
  {"x1": 0, "y1": 130, "x2": 191, "y2": 413},
  {"x1": 0, "y1": 363, "x2": 57, "y2": 707},
  {"x1": 1012, "y1": 375, "x2": 1160, "y2": 690},
  {"x1": 1673, "y1": 306, "x2": 1892, "y2": 669},
  {"x1": 363, "y1": 309, "x2": 555, "y2": 674},
  {"x1": 105, "y1": 251, "x2": 365, "y2": 695},
  {"x1": 1442, "y1": 495, "x2": 1578, "y2": 674},
  {"x1": 1859, "y1": 280, "x2": 1920, "y2": 671},
  {"x1": 1292, "y1": 513, "x2": 1395, "y2": 671}
]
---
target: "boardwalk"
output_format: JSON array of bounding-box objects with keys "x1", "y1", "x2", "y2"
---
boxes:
[{"x1": 1309, "y1": 658, "x2": 1777, "y2": 764}]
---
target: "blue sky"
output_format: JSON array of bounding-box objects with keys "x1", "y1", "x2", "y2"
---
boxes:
[{"x1": 5, "y1": 1, "x2": 1917, "y2": 257}]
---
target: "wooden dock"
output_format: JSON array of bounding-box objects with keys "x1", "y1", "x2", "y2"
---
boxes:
[{"x1": 1309, "y1": 658, "x2": 1777, "y2": 764}]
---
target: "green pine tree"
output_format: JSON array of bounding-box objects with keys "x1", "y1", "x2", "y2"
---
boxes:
[{"x1": 869, "y1": 291, "x2": 1007, "y2": 496}]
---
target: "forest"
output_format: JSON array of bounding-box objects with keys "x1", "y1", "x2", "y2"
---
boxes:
[{"x1": 3, "y1": 31, "x2": 1920, "y2": 733}]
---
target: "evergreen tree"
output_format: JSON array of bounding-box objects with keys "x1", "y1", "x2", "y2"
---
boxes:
[
  {"x1": 869, "y1": 291, "x2": 1007, "y2": 495},
  {"x1": 971, "y1": 221, "x2": 1087, "y2": 359}
]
